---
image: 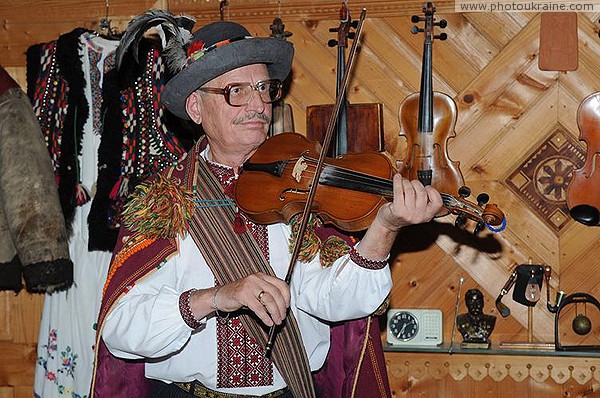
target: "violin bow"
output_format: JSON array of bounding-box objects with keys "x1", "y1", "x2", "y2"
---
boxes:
[{"x1": 264, "y1": 7, "x2": 368, "y2": 358}]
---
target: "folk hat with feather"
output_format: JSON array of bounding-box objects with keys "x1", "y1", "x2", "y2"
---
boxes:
[{"x1": 161, "y1": 20, "x2": 294, "y2": 120}]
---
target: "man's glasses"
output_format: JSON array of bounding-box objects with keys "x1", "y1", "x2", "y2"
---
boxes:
[{"x1": 198, "y1": 79, "x2": 283, "y2": 107}]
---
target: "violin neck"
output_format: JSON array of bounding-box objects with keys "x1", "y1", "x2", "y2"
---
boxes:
[
  {"x1": 335, "y1": 42, "x2": 349, "y2": 157},
  {"x1": 418, "y1": 40, "x2": 434, "y2": 134},
  {"x1": 319, "y1": 165, "x2": 461, "y2": 214},
  {"x1": 320, "y1": 165, "x2": 393, "y2": 199}
]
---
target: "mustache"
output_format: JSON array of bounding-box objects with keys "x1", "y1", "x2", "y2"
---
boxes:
[{"x1": 233, "y1": 112, "x2": 270, "y2": 125}]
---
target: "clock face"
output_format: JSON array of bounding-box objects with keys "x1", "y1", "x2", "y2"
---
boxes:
[{"x1": 389, "y1": 311, "x2": 419, "y2": 341}]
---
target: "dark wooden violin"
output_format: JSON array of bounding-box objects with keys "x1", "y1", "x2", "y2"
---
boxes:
[
  {"x1": 306, "y1": 1, "x2": 384, "y2": 155},
  {"x1": 268, "y1": 16, "x2": 295, "y2": 136},
  {"x1": 235, "y1": 132, "x2": 505, "y2": 232},
  {"x1": 566, "y1": 92, "x2": 600, "y2": 226},
  {"x1": 397, "y1": 3, "x2": 464, "y2": 204}
]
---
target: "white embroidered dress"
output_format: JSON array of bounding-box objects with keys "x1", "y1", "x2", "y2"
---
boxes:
[{"x1": 34, "y1": 33, "x2": 118, "y2": 398}]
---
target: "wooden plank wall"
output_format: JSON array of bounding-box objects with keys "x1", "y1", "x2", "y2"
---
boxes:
[{"x1": 1, "y1": 1, "x2": 600, "y2": 397}]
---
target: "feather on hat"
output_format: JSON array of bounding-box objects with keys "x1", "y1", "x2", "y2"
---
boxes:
[{"x1": 115, "y1": 9, "x2": 196, "y2": 71}]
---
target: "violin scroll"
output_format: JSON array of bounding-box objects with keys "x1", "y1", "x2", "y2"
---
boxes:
[
  {"x1": 442, "y1": 187, "x2": 505, "y2": 235},
  {"x1": 328, "y1": 2, "x2": 358, "y2": 48},
  {"x1": 410, "y1": 3, "x2": 447, "y2": 42}
]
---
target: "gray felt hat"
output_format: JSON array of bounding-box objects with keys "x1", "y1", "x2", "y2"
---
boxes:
[{"x1": 161, "y1": 21, "x2": 294, "y2": 120}]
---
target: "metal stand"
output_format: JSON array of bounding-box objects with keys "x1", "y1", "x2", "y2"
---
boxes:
[{"x1": 499, "y1": 306, "x2": 555, "y2": 350}]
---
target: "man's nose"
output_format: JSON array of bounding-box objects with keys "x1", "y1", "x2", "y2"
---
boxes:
[{"x1": 245, "y1": 90, "x2": 266, "y2": 113}]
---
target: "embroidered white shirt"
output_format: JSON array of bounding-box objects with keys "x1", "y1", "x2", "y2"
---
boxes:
[{"x1": 102, "y1": 152, "x2": 392, "y2": 395}]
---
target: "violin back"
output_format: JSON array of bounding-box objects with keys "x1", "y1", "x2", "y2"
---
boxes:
[
  {"x1": 566, "y1": 92, "x2": 600, "y2": 226},
  {"x1": 306, "y1": 103, "x2": 384, "y2": 155}
]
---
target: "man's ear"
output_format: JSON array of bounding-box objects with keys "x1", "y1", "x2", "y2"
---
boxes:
[{"x1": 185, "y1": 91, "x2": 203, "y2": 124}]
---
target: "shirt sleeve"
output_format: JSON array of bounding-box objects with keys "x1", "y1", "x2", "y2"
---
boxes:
[
  {"x1": 290, "y1": 241, "x2": 392, "y2": 322},
  {"x1": 102, "y1": 251, "x2": 204, "y2": 360}
]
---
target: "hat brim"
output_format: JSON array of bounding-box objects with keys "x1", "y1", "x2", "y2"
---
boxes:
[{"x1": 161, "y1": 37, "x2": 294, "y2": 120}]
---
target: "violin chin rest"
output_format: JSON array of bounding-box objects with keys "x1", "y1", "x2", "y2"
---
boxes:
[{"x1": 569, "y1": 204, "x2": 600, "y2": 226}]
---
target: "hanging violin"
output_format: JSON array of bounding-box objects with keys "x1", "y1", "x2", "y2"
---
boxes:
[
  {"x1": 268, "y1": 16, "x2": 295, "y2": 136},
  {"x1": 397, "y1": 3, "x2": 464, "y2": 205},
  {"x1": 306, "y1": 0, "x2": 384, "y2": 155},
  {"x1": 566, "y1": 92, "x2": 600, "y2": 226}
]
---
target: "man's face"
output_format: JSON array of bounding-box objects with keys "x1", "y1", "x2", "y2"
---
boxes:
[{"x1": 189, "y1": 64, "x2": 272, "y2": 164}]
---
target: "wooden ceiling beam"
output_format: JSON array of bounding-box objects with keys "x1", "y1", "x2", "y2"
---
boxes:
[{"x1": 170, "y1": 0, "x2": 458, "y2": 23}]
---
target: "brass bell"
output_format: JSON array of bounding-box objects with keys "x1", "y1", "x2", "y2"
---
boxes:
[{"x1": 572, "y1": 314, "x2": 592, "y2": 335}]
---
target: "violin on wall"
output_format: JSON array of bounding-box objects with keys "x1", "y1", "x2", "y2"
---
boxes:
[
  {"x1": 566, "y1": 92, "x2": 600, "y2": 226},
  {"x1": 306, "y1": 1, "x2": 384, "y2": 156},
  {"x1": 268, "y1": 16, "x2": 295, "y2": 136},
  {"x1": 397, "y1": 2, "x2": 464, "y2": 200}
]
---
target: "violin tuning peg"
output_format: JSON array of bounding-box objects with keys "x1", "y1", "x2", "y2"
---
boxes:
[
  {"x1": 455, "y1": 213, "x2": 467, "y2": 229},
  {"x1": 436, "y1": 33, "x2": 448, "y2": 41},
  {"x1": 351, "y1": 21, "x2": 359, "y2": 29},
  {"x1": 411, "y1": 15, "x2": 421, "y2": 23},
  {"x1": 348, "y1": 32, "x2": 356, "y2": 40},
  {"x1": 458, "y1": 185, "x2": 471, "y2": 198},
  {"x1": 473, "y1": 221, "x2": 485, "y2": 236},
  {"x1": 411, "y1": 26, "x2": 422, "y2": 34},
  {"x1": 437, "y1": 19, "x2": 448, "y2": 28},
  {"x1": 327, "y1": 39, "x2": 338, "y2": 47},
  {"x1": 476, "y1": 193, "x2": 490, "y2": 206}
]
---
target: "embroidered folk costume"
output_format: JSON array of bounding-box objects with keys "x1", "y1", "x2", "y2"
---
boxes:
[
  {"x1": 30, "y1": 31, "x2": 119, "y2": 398},
  {"x1": 92, "y1": 15, "x2": 398, "y2": 398},
  {"x1": 93, "y1": 140, "x2": 392, "y2": 397}
]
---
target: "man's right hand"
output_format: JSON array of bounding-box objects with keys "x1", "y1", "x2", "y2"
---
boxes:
[{"x1": 192, "y1": 273, "x2": 290, "y2": 327}]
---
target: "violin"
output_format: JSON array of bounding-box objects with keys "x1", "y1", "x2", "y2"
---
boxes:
[
  {"x1": 234, "y1": 132, "x2": 505, "y2": 233},
  {"x1": 397, "y1": 3, "x2": 464, "y2": 202},
  {"x1": 306, "y1": 1, "x2": 384, "y2": 155},
  {"x1": 566, "y1": 92, "x2": 600, "y2": 226},
  {"x1": 268, "y1": 17, "x2": 295, "y2": 136}
]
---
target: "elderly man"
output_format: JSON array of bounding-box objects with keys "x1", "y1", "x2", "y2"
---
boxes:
[{"x1": 91, "y1": 20, "x2": 442, "y2": 398}]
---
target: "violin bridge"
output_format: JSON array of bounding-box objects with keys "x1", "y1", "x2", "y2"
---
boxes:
[{"x1": 292, "y1": 156, "x2": 308, "y2": 182}]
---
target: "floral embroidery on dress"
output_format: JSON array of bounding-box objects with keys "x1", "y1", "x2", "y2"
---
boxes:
[{"x1": 36, "y1": 329, "x2": 88, "y2": 398}]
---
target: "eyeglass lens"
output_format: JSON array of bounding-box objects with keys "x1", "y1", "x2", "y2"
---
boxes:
[{"x1": 228, "y1": 80, "x2": 281, "y2": 106}]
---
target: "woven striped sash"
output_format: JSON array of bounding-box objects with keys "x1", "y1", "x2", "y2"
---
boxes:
[{"x1": 185, "y1": 149, "x2": 316, "y2": 398}]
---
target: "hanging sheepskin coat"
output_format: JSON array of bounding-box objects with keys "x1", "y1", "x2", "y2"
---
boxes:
[{"x1": 0, "y1": 66, "x2": 72, "y2": 293}]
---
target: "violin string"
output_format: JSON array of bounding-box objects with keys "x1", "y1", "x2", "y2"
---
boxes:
[
  {"x1": 321, "y1": 167, "x2": 393, "y2": 194},
  {"x1": 296, "y1": 164, "x2": 393, "y2": 196},
  {"x1": 280, "y1": 157, "x2": 482, "y2": 216},
  {"x1": 295, "y1": 157, "x2": 393, "y2": 188}
]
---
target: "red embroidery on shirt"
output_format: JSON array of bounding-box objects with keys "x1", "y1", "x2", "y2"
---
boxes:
[{"x1": 207, "y1": 159, "x2": 274, "y2": 388}]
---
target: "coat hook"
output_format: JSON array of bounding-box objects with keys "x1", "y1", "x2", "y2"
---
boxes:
[{"x1": 219, "y1": 0, "x2": 229, "y2": 21}]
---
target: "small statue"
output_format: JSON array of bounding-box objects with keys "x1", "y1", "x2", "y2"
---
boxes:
[{"x1": 457, "y1": 288, "x2": 496, "y2": 348}]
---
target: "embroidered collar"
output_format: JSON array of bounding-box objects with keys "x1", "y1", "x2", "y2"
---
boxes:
[{"x1": 200, "y1": 146, "x2": 244, "y2": 200}]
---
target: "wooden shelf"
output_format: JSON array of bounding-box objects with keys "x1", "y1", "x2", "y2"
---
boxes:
[
  {"x1": 384, "y1": 343, "x2": 600, "y2": 385},
  {"x1": 384, "y1": 342, "x2": 600, "y2": 357}
]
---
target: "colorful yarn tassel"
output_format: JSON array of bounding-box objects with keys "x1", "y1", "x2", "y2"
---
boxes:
[
  {"x1": 75, "y1": 183, "x2": 91, "y2": 206},
  {"x1": 110, "y1": 176, "x2": 130, "y2": 200},
  {"x1": 122, "y1": 174, "x2": 194, "y2": 239}
]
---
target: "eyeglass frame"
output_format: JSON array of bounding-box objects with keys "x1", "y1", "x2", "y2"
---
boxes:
[{"x1": 197, "y1": 79, "x2": 283, "y2": 107}]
